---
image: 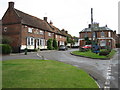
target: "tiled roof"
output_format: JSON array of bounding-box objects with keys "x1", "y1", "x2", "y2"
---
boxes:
[
  {"x1": 15, "y1": 9, "x2": 53, "y2": 31},
  {"x1": 61, "y1": 30, "x2": 72, "y2": 38},
  {"x1": 81, "y1": 26, "x2": 112, "y2": 32},
  {"x1": 47, "y1": 23, "x2": 66, "y2": 36}
]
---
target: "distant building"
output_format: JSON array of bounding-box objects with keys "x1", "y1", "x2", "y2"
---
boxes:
[
  {"x1": 72, "y1": 36, "x2": 79, "y2": 48},
  {"x1": 115, "y1": 34, "x2": 120, "y2": 48},
  {"x1": 2, "y1": 2, "x2": 67, "y2": 52},
  {"x1": 79, "y1": 23, "x2": 116, "y2": 48}
]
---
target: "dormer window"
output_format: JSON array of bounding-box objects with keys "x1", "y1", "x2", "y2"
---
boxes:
[{"x1": 28, "y1": 28, "x2": 32, "y2": 33}]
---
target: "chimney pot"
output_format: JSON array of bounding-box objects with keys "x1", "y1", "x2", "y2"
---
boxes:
[{"x1": 9, "y1": 2, "x2": 14, "y2": 8}]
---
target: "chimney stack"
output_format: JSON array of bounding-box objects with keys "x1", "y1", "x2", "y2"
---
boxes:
[
  {"x1": 50, "y1": 20, "x2": 53, "y2": 24},
  {"x1": 65, "y1": 31, "x2": 68, "y2": 34},
  {"x1": 9, "y1": 2, "x2": 14, "y2": 8},
  {"x1": 88, "y1": 24, "x2": 91, "y2": 28},
  {"x1": 44, "y1": 17, "x2": 47, "y2": 22}
]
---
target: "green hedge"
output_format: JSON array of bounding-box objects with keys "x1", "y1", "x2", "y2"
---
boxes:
[
  {"x1": 0, "y1": 44, "x2": 12, "y2": 54},
  {"x1": 99, "y1": 50, "x2": 110, "y2": 56},
  {"x1": 47, "y1": 39, "x2": 53, "y2": 50}
]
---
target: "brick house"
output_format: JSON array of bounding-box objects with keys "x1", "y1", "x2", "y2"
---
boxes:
[
  {"x1": 79, "y1": 23, "x2": 116, "y2": 48},
  {"x1": 2, "y1": 2, "x2": 66, "y2": 52}
]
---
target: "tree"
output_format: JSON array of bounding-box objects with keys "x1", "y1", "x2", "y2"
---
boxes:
[
  {"x1": 67, "y1": 37, "x2": 71, "y2": 43},
  {"x1": 53, "y1": 39, "x2": 58, "y2": 49},
  {"x1": 47, "y1": 39, "x2": 53, "y2": 50}
]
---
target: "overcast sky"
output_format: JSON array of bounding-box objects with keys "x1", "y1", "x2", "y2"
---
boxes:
[{"x1": 0, "y1": 0, "x2": 119, "y2": 37}]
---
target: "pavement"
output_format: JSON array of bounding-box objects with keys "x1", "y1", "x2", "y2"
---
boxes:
[{"x1": 1, "y1": 52, "x2": 41, "y2": 61}]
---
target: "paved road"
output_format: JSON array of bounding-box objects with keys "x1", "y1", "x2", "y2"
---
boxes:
[{"x1": 2, "y1": 49, "x2": 119, "y2": 89}]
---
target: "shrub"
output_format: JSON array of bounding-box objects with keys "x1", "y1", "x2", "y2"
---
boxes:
[
  {"x1": 0, "y1": 44, "x2": 12, "y2": 54},
  {"x1": 99, "y1": 50, "x2": 110, "y2": 56},
  {"x1": 53, "y1": 39, "x2": 58, "y2": 50},
  {"x1": 47, "y1": 39, "x2": 53, "y2": 50}
]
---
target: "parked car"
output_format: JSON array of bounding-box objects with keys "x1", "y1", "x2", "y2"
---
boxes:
[
  {"x1": 58, "y1": 45, "x2": 68, "y2": 51},
  {"x1": 81, "y1": 45, "x2": 92, "y2": 49}
]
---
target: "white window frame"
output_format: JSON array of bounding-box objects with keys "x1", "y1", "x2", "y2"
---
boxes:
[
  {"x1": 40, "y1": 30, "x2": 44, "y2": 35},
  {"x1": 100, "y1": 40, "x2": 106, "y2": 46},
  {"x1": 108, "y1": 32, "x2": 111, "y2": 37},
  {"x1": 60, "y1": 36, "x2": 62, "y2": 38},
  {"x1": 39, "y1": 39, "x2": 45, "y2": 46},
  {"x1": 28, "y1": 28, "x2": 32, "y2": 33},
  {"x1": 92, "y1": 32, "x2": 96, "y2": 38},
  {"x1": 56, "y1": 35, "x2": 57, "y2": 38},
  {"x1": 101, "y1": 31, "x2": 105, "y2": 37},
  {"x1": 48, "y1": 32, "x2": 51, "y2": 36},
  {"x1": 27, "y1": 37, "x2": 34, "y2": 45}
]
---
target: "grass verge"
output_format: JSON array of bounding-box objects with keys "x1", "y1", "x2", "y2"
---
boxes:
[
  {"x1": 2, "y1": 59, "x2": 98, "y2": 88},
  {"x1": 71, "y1": 50, "x2": 116, "y2": 59}
]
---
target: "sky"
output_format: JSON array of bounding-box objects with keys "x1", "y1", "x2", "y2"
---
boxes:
[{"x1": 0, "y1": 0, "x2": 119, "y2": 37}]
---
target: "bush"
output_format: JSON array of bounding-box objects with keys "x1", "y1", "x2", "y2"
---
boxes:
[
  {"x1": 0, "y1": 44, "x2": 12, "y2": 54},
  {"x1": 47, "y1": 39, "x2": 53, "y2": 50},
  {"x1": 53, "y1": 39, "x2": 58, "y2": 50},
  {"x1": 99, "y1": 50, "x2": 110, "y2": 56}
]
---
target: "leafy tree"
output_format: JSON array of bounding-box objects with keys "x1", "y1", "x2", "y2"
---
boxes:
[
  {"x1": 67, "y1": 37, "x2": 71, "y2": 43},
  {"x1": 53, "y1": 39, "x2": 58, "y2": 49}
]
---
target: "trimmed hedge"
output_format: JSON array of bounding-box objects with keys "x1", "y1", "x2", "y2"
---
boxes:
[
  {"x1": 99, "y1": 50, "x2": 110, "y2": 56},
  {"x1": 0, "y1": 44, "x2": 12, "y2": 54}
]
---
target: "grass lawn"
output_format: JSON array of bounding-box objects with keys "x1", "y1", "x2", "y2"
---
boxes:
[
  {"x1": 2, "y1": 59, "x2": 98, "y2": 88},
  {"x1": 71, "y1": 49, "x2": 116, "y2": 59}
]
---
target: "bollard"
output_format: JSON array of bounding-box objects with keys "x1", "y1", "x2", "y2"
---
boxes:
[{"x1": 24, "y1": 48, "x2": 27, "y2": 55}]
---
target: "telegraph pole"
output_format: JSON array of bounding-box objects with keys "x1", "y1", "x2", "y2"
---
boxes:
[{"x1": 91, "y1": 8, "x2": 94, "y2": 47}]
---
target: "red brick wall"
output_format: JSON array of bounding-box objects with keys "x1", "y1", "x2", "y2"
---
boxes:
[
  {"x1": 2, "y1": 8, "x2": 21, "y2": 25},
  {"x1": 2, "y1": 24, "x2": 21, "y2": 52},
  {"x1": 21, "y1": 25, "x2": 45, "y2": 45}
]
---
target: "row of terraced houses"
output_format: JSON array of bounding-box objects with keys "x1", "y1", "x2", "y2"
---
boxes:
[{"x1": 2, "y1": 2, "x2": 72, "y2": 52}]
